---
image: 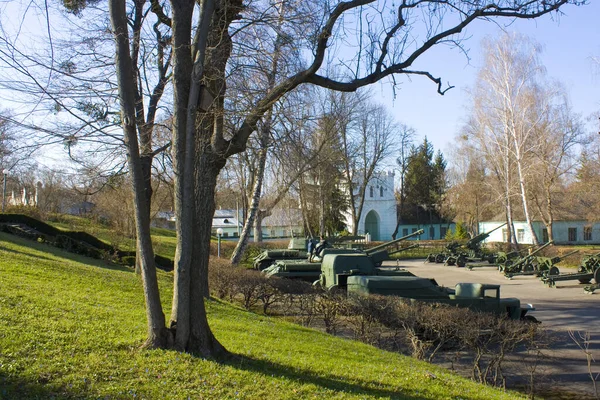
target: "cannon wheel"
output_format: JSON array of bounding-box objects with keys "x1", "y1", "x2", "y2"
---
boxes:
[
  {"x1": 426, "y1": 254, "x2": 436, "y2": 263},
  {"x1": 457, "y1": 255, "x2": 466, "y2": 268},
  {"x1": 594, "y1": 267, "x2": 600, "y2": 284},
  {"x1": 435, "y1": 254, "x2": 445, "y2": 263},
  {"x1": 579, "y1": 278, "x2": 592, "y2": 284},
  {"x1": 547, "y1": 266, "x2": 560, "y2": 276},
  {"x1": 523, "y1": 263, "x2": 534, "y2": 273}
]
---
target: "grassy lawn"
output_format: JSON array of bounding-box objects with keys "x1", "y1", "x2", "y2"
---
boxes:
[
  {"x1": 0, "y1": 232, "x2": 525, "y2": 399},
  {"x1": 45, "y1": 214, "x2": 178, "y2": 260}
]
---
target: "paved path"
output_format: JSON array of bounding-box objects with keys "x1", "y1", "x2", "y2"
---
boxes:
[{"x1": 384, "y1": 259, "x2": 600, "y2": 398}]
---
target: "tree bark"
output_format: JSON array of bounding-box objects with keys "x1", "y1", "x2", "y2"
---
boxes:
[{"x1": 109, "y1": 0, "x2": 169, "y2": 348}]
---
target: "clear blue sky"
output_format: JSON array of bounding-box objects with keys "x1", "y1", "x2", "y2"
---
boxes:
[{"x1": 374, "y1": 2, "x2": 599, "y2": 156}]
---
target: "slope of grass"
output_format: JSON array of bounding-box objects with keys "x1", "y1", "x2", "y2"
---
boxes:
[
  {"x1": 45, "y1": 214, "x2": 178, "y2": 260},
  {"x1": 0, "y1": 232, "x2": 524, "y2": 399}
]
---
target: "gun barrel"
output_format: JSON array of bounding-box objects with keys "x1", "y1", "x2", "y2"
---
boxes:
[
  {"x1": 528, "y1": 240, "x2": 554, "y2": 257},
  {"x1": 365, "y1": 229, "x2": 424, "y2": 254},
  {"x1": 561, "y1": 249, "x2": 580, "y2": 259},
  {"x1": 487, "y1": 222, "x2": 508, "y2": 234},
  {"x1": 467, "y1": 222, "x2": 508, "y2": 245}
]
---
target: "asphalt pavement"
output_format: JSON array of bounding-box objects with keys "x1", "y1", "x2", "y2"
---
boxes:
[{"x1": 383, "y1": 258, "x2": 600, "y2": 398}]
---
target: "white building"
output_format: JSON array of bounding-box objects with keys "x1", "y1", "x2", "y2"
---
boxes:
[
  {"x1": 211, "y1": 209, "x2": 243, "y2": 238},
  {"x1": 479, "y1": 220, "x2": 600, "y2": 245},
  {"x1": 343, "y1": 171, "x2": 397, "y2": 241}
]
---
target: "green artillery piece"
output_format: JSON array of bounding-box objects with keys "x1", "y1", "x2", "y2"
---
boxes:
[
  {"x1": 502, "y1": 241, "x2": 554, "y2": 278},
  {"x1": 495, "y1": 247, "x2": 533, "y2": 265},
  {"x1": 431, "y1": 223, "x2": 507, "y2": 267},
  {"x1": 542, "y1": 251, "x2": 600, "y2": 288},
  {"x1": 364, "y1": 229, "x2": 423, "y2": 267},
  {"x1": 505, "y1": 248, "x2": 579, "y2": 279},
  {"x1": 253, "y1": 237, "x2": 310, "y2": 270},
  {"x1": 319, "y1": 252, "x2": 534, "y2": 321},
  {"x1": 262, "y1": 229, "x2": 423, "y2": 281}
]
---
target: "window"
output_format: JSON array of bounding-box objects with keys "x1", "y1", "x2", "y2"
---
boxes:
[
  {"x1": 542, "y1": 228, "x2": 549, "y2": 243},
  {"x1": 233, "y1": 232, "x2": 239, "y2": 237},
  {"x1": 440, "y1": 226, "x2": 448, "y2": 238},
  {"x1": 402, "y1": 228, "x2": 408, "y2": 236},
  {"x1": 568, "y1": 227, "x2": 577, "y2": 242},
  {"x1": 270, "y1": 229, "x2": 276, "y2": 237},
  {"x1": 282, "y1": 229, "x2": 288, "y2": 237},
  {"x1": 429, "y1": 226, "x2": 435, "y2": 240},
  {"x1": 502, "y1": 229, "x2": 509, "y2": 242},
  {"x1": 517, "y1": 229, "x2": 525, "y2": 243},
  {"x1": 369, "y1": 187, "x2": 373, "y2": 197},
  {"x1": 380, "y1": 187, "x2": 384, "y2": 197},
  {"x1": 223, "y1": 232, "x2": 229, "y2": 238},
  {"x1": 584, "y1": 226, "x2": 592, "y2": 241}
]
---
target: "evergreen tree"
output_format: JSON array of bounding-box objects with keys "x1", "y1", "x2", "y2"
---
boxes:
[{"x1": 400, "y1": 137, "x2": 447, "y2": 223}]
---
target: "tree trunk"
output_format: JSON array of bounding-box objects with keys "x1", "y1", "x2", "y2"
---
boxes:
[
  {"x1": 109, "y1": 0, "x2": 168, "y2": 348},
  {"x1": 187, "y1": 151, "x2": 227, "y2": 357},
  {"x1": 231, "y1": 146, "x2": 266, "y2": 263},
  {"x1": 513, "y1": 144, "x2": 539, "y2": 245},
  {"x1": 254, "y1": 210, "x2": 266, "y2": 243}
]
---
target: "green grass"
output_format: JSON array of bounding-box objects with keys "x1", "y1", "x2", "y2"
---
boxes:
[
  {"x1": 45, "y1": 214, "x2": 178, "y2": 260},
  {"x1": 0, "y1": 232, "x2": 525, "y2": 399}
]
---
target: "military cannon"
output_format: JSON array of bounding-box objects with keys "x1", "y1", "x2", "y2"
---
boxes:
[
  {"x1": 253, "y1": 237, "x2": 310, "y2": 270},
  {"x1": 262, "y1": 230, "x2": 422, "y2": 280},
  {"x1": 319, "y1": 252, "x2": 534, "y2": 321},
  {"x1": 542, "y1": 251, "x2": 600, "y2": 288},
  {"x1": 364, "y1": 229, "x2": 423, "y2": 266},
  {"x1": 502, "y1": 241, "x2": 553, "y2": 276},
  {"x1": 441, "y1": 223, "x2": 507, "y2": 267},
  {"x1": 495, "y1": 246, "x2": 533, "y2": 265},
  {"x1": 505, "y1": 248, "x2": 579, "y2": 279}
]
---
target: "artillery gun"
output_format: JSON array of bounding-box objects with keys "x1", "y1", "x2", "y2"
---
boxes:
[
  {"x1": 542, "y1": 251, "x2": 600, "y2": 288},
  {"x1": 495, "y1": 247, "x2": 533, "y2": 265},
  {"x1": 253, "y1": 234, "x2": 368, "y2": 270},
  {"x1": 319, "y1": 252, "x2": 534, "y2": 321},
  {"x1": 427, "y1": 223, "x2": 507, "y2": 266},
  {"x1": 502, "y1": 241, "x2": 553, "y2": 277},
  {"x1": 505, "y1": 248, "x2": 579, "y2": 279},
  {"x1": 262, "y1": 230, "x2": 423, "y2": 280},
  {"x1": 253, "y1": 237, "x2": 310, "y2": 270}
]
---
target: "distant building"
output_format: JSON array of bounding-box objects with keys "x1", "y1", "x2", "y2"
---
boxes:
[
  {"x1": 262, "y1": 208, "x2": 303, "y2": 238},
  {"x1": 394, "y1": 204, "x2": 455, "y2": 241},
  {"x1": 479, "y1": 220, "x2": 600, "y2": 245},
  {"x1": 211, "y1": 209, "x2": 243, "y2": 238},
  {"x1": 342, "y1": 171, "x2": 397, "y2": 241}
]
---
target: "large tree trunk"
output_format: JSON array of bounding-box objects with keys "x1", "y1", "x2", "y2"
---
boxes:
[
  {"x1": 187, "y1": 151, "x2": 227, "y2": 357},
  {"x1": 109, "y1": 0, "x2": 168, "y2": 348}
]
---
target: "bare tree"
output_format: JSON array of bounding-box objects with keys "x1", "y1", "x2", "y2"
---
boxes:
[
  {"x1": 460, "y1": 33, "x2": 571, "y2": 245},
  {"x1": 530, "y1": 90, "x2": 584, "y2": 240}
]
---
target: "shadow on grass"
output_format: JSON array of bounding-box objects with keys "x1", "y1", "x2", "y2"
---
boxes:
[
  {"x1": 0, "y1": 232, "x2": 134, "y2": 274},
  {"x1": 222, "y1": 353, "x2": 435, "y2": 400},
  {"x1": 0, "y1": 372, "x2": 86, "y2": 400}
]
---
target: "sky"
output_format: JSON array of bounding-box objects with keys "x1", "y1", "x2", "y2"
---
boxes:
[
  {"x1": 1, "y1": 1, "x2": 598, "y2": 172},
  {"x1": 373, "y1": 1, "x2": 600, "y2": 157}
]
